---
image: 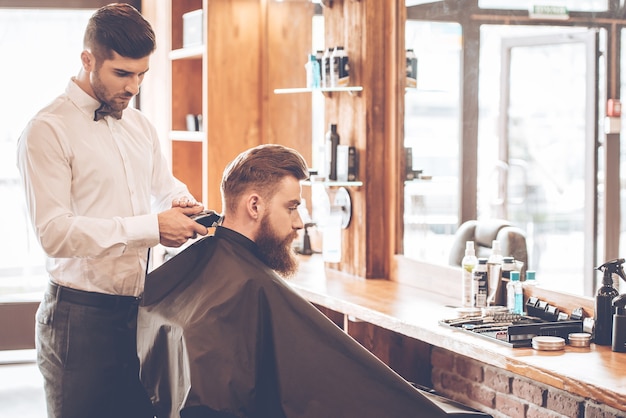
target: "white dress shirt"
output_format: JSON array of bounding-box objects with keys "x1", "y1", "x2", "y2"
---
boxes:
[{"x1": 17, "y1": 79, "x2": 192, "y2": 297}]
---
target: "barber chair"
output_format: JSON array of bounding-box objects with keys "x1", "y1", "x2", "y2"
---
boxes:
[{"x1": 448, "y1": 219, "x2": 528, "y2": 275}]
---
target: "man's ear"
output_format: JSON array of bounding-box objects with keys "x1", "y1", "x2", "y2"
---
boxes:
[
  {"x1": 81, "y1": 50, "x2": 95, "y2": 72},
  {"x1": 245, "y1": 194, "x2": 263, "y2": 221}
]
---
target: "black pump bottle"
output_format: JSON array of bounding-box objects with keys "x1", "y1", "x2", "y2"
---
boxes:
[
  {"x1": 612, "y1": 294, "x2": 626, "y2": 352},
  {"x1": 594, "y1": 259, "x2": 624, "y2": 345}
]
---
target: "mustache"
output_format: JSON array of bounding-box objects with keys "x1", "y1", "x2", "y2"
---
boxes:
[{"x1": 288, "y1": 230, "x2": 299, "y2": 242}]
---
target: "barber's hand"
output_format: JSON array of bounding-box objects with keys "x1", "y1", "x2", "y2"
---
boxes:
[
  {"x1": 158, "y1": 206, "x2": 208, "y2": 247},
  {"x1": 172, "y1": 196, "x2": 202, "y2": 209}
]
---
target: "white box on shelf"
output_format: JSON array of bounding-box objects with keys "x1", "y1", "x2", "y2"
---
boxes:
[{"x1": 183, "y1": 9, "x2": 203, "y2": 48}]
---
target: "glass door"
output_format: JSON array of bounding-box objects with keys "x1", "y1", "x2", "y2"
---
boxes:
[{"x1": 492, "y1": 30, "x2": 599, "y2": 294}]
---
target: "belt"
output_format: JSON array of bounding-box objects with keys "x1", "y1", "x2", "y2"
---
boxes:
[{"x1": 47, "y1": 282, "x2": 141, "y2": 310}]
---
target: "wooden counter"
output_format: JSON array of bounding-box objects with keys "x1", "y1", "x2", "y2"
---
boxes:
[{"x1": 289, "y1": 255, "x2": 626, "y2": 413}]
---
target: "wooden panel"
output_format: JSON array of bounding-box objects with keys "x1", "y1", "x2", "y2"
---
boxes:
[
  {"x1": 205, "y1": 0, "x2": 263, "y2": 210},
  {"x1": 0, "y1": 302, "x2": 37, "y2": 351},
  {"x1": 524, "y1": 284, "x2": 594, "y2": 318},
  {"x1": 392, "y1": 255, "x2": 462, "y2": 307},
  {"x1": 312, "y1": 304, "x2": 344, "y2": 330},
  {"x1": 171, "y1": 59, "x2": 203, "y2": 131},
  {"x1": 172, "y1": 141, "x2": 203, "y2": 202},
  {"x1": 265, "y1": 2, "x2": 314, "y2": 166},
  {"x1": 324, "y1": 0, "x2": 403, "y2": 279}
]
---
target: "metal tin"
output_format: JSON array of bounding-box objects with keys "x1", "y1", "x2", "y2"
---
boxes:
[
  {"x1": 568, "y1": 332, "x2": 591, "y2": 347},
  {"x1": 482, "y1": 306, "x2": 509, "y2": 317},
  {"x1": 532, "y1": 336, "x2": 565, "y2": 351},
  {"x1": 455, "y1": 307, "x2": 482, "y2": 318}
]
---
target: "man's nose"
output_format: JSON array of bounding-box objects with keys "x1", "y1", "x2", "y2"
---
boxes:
[
  {"x1": 126, "y1": 76, "x2": 141, "y2": 95},
  {"x1": 293, "y1": 211, "x2": 304, "y2": 230}
]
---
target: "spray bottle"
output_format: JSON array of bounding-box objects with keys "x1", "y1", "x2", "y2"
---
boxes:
[
  {"x1": 461, "y1": 241, "x2": 477, "y2": 308},
  {"x1": 594, "y1": 258, "x2": 625, "y2": 345}
]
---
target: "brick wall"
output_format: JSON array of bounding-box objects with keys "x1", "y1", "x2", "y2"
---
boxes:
[
  {"x1": 317, "y1": 308, "x2": 625, "y2": 418},
  {"x1": 431, "y1": 347, "x2": 625, "y2": 418}
]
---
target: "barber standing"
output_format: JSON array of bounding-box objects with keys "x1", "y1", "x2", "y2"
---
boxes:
[{"x1": 16, "y1": 4, "x2": 207, "y2": 418}]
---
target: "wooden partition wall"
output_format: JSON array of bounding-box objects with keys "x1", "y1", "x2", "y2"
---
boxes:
[
  {"x1": 141, "y1": 0, "x2": 313, "y2": 208},
  {"x1": 142, "y1": 0, "x2": 406, "y2": 280},
  {"x1": 322, "y1": 1, "x2": 404, "y2": 278}
]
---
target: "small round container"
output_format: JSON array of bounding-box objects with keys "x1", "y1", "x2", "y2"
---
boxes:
[
  {"x1": 568, "y1": 332, "x2": 591, "y2": 347},
  {"x1": 482, "y1": 306, "x2": 509, "y2": 317},
  {"x1": 532, "y1": 336, "x2": 566, "y2": 351},
  {"x1": 455, "y1": 307, "x2": 482, "y2": 318}
]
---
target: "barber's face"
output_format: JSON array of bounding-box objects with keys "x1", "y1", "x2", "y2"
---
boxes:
[
  {"x1": 255, "y1": 176, "x2": 304, "y2": 277},
  {"x1": 90, "y1": 51, "x2": 150, "y2": 113}
]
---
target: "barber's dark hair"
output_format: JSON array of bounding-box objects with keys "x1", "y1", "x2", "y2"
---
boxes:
[
  {"x1": 84, "y1": 3, "x2": 156, "y2": 62},
  {"x1": 221, "y1": 144, "x2": 309, "y2": 213}
]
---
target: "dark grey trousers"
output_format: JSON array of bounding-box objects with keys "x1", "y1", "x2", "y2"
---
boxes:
[{"x1": 36, "y1": 284, "x2": 155, "y2": 418}]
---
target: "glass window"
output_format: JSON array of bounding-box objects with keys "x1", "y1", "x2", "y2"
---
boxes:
[
  {"x1": 477, "y1": 25, "x2": 603, "y2": 296},
  {"x1": 0, "y1": 9, "x2": 94, "y2": 298},
  {"x1": 404, "y1": 21, "x2": 462, "y2": 263}
]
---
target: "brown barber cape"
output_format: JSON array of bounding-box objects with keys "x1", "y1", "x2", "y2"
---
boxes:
[{"x1": 138, "y1": 226, "x2": 450, "y2": 418}]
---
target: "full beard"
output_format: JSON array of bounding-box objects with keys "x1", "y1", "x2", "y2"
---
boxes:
[
  {"x1": 255, "y1": 220, "x2": 299, "y2": 278},
  {"x1": 92, "y1": 70, "x2": 131, "y2": 116}
]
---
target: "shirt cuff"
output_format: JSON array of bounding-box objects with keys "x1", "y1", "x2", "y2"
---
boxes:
[{"x1": 124, "y1": 213, "x2": 160, "y2": 249}]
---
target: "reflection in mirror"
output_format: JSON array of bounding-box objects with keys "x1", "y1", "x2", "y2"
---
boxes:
[
  {"x1": 402, "y1": 3, "x2": 623, "y2": 298},
  {"x1": 403, "y1": 21, "x2": 460, "y2": 263}
]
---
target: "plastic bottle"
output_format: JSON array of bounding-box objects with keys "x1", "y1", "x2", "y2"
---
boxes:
[
  {"x1": 525, "y1": 270, "x2": 537, "y2": 286},
  {"x1": 595, "y1": 266, "x2": 620, "y2": 345},
  {"x1": 510, "y1": 271, "x2": 523, "y2": 315},
  {"x1": 322, "y1": 47, "x2": 333, "y2": 88},
  {"x1": 506, "y1": 271, "x2": 516, "y2": 313},
  {"x1": 487, "y1": 240, "x2": 503, "y2": 306},
  {"x1": 315, "y1": 50, "x2": 324, "y2": 85},
  {"x1": 501, "y1": 257, "x2": 515, "y2": 281},
  {"x1": 406, "y1": 48, "x2": 417, "y2": 88},
  {"x1": 461, "y1": 241, "x2": 478, "y2": 308},
  {"x1": 331, "y1": 46, "x2": 349, "y2": 87},
  {"x1": 325, "y1": 124, "x2": 340, "y2": 181},
  {"x1": 489, "y1": 240, "x2": 503, "y2": 265},
  {"x1": 472, "y1": 258, "x2": 488, "y2": 308},
  {"x1": 305, "y1": 54, "x2": 320, "y2": 89}
]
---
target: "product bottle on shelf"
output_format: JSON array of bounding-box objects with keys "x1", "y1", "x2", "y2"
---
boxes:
[
  {"x1": 315, "y1": 50, "x2": 324, "y2": 85},
  {"x1": 472, "y1": 258, "x2": 488, "y2": 308},
  {"x1": 506, "y1": 271, "x2": 515, "y2": 313},
  {"x1": 525, "y1": 270, "x2": 537, "y2": 286},
  {"x1": 331, "y1": 46, "x2": 349, "y2": 87},
  {"x1": 498, "y1": 256, "x2": 515, "y2": 306},
  {"x1": 325, "y1": 124, "x2": 340, "y2": 181},
  {"x1": 406, "y1": 48, "x2": 417, "y2": 88},
  {"x1": 507, "y1": 271, "x2": 523, "y2": 315},
  {"x1": 487, "y1": 240, "x2": 503, "y2": 306},
  {"x1": 305, "y1": 54, "x2": 320, "y2": 89},
  {"x1": 461, "y1": 241, "x2": 477, "y2": 308},
  {"x1": 595, "y1": 265, "x2": 620, "y2": 345},
  {"x1": 322, "y1": 47, "x2": 333, "y2": 88}
]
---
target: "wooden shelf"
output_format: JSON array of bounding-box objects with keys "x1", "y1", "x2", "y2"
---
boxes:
[
  {"x1": 301, "y1": 180, "x2": 363, "y2": 187},
  {"x1": 274, "y1": 86, "x2": 363, "y2": 94},
  {"x1": 169, "y1": 45, "x2": 203, "y2": 60},
  {"x1": 169, "y1": 131, "x2": 205, "y2": 142}
]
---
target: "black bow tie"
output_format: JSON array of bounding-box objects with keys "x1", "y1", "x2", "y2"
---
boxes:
[{"x1": 94, "y1": 103, "x2": 122, "y2": 121}]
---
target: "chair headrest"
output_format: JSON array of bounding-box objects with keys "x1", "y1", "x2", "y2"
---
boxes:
[{"x1": 474, "y1": 219, "x2": 511, "y2": 247}]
